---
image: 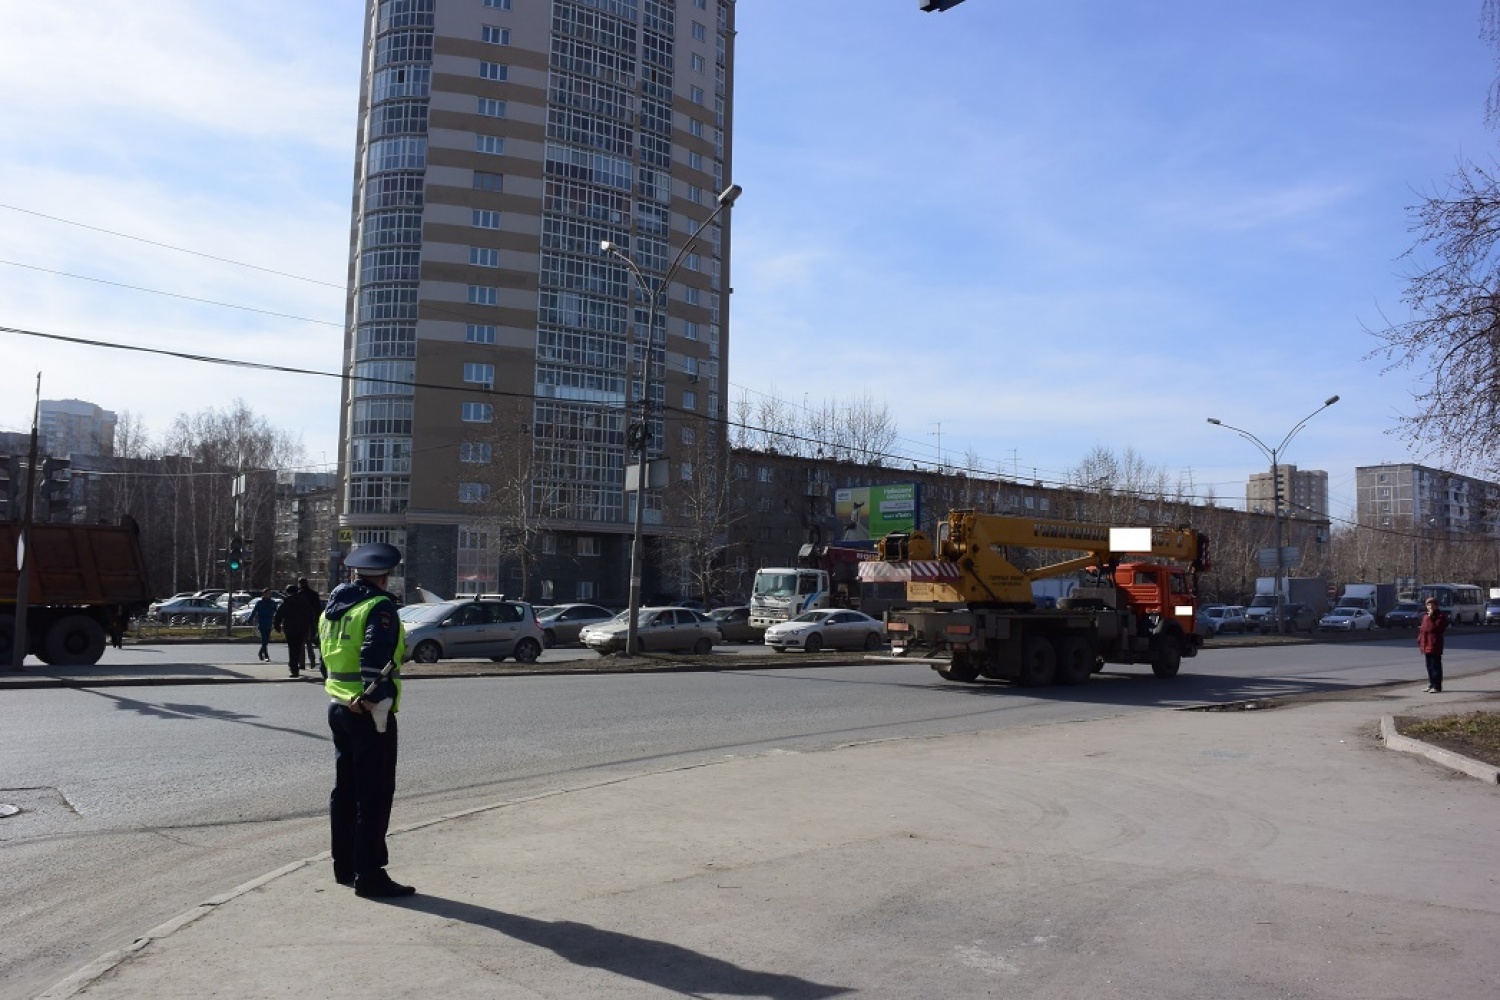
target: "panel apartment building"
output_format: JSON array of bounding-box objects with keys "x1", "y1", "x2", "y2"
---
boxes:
[{"x1": 338, "y1": 0, "x2": 736, "y2": 602}]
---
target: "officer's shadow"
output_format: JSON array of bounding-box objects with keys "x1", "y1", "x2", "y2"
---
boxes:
[{"x1": 385, "y1": 894, "x2": 850, "y2": 999}]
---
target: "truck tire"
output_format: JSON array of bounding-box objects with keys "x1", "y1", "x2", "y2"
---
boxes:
[
  {"x1": 935, "y1": 655, "x2": 980, "y2": 683},
  {"x1": 41, "y1": 615, "x2": 107, "y2": 666},
  {"x1": 1018, "y1": 635, "x2": 1057, "y2": 687},
  {"x1": 1054, "y1": 636, "x2": 1094, "y2": 686},
  {"x1": 1151, "y1": 634, "x2": 1181, "y2": 679}
]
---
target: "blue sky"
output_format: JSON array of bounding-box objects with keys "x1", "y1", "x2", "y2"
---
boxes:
[{"x1": 1, "y1": 1, "x2": 1494, "y2": 519}]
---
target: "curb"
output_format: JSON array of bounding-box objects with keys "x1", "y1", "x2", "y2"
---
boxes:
[{"x1": 1379, "y1": 715, "x2": 1500, "y2": 784}]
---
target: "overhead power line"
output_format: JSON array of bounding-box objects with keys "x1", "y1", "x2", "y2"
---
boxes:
[{"x1": 0, "y1": 203, "x2": 345, "y2": 289}]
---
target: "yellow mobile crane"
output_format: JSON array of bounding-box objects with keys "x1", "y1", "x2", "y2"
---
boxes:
[{"x1": 859, "y1": 511, "x2": 1211, "y2": 686}]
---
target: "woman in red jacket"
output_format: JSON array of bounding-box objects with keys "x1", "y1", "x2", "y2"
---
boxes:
[{"x1": 1417, "y1": 598, "x2": 1449, "y2": 693}]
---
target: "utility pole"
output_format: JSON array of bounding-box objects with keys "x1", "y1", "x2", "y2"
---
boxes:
[{"x1": 11, "y1": 375, "x2": 41, "y2": 670}]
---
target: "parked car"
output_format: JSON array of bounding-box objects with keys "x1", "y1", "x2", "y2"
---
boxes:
[
  {"x1": 399, "y1": 598, "x2": 544, "y2": 664},
  {"x1": 579, "y1": 607, "x2": 720, "y2": 655},
  {"x1": 231, "y1": 597, "x2": 279, "y2": 626},
  {"x1": 708, "y1": 605, "x2": 762, "y2": 644},
  {"x1": 764, "y1": 609, "x2": 885, "y2": 654},
  {"x1": 534, "y1": 603, "x2": 616, "y2": 647},
  {"x1": 1203, "y1": 605, "x2": 1251, "y2": 635},
  {"x1": 1319, "y1": 607, "x2": 1376, "y2": 632},
  {"x1": 1485, "y1": 600, "x2": 1500, "y2": 625},
  {"x1": 148, "y1": 596, "x2": 229, "y2": 626},
  {"x1": 1383, "y1": 602, "x2": 1425, "y2": 628},
  {"x1": 1256, "y1": 602, "x2": 1319, "y2": 634}
]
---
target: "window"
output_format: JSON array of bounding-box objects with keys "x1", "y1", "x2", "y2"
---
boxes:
[
  {"x1": 691, "y1": 21, "x2": 707, "y2": 41},
  {"x1": 479, "y1": 61, "x2": 508, "y2": 81},
  {"x1": 690, "y1": 85, "x2": 704, "y2": 104},
  {"x1": 459, "y1": 442, "x2": 492, "y2": 463},
  {"x1": 694, "y1": 0, "x2": 707, "y2": 8},
  {"x1": 473, "y1": 170, "x2": 503, "y2": 192},
  {"x1": 462, "y1": 402, "x2": 494, "y2": 422},
  {"x1": 470, "y1": 246, "x2": 499, "y2": 267},
  {"x1": 541, "y1": 534, "x2": 557, "y2": 555},
  {"x1": 464, "y1": 363, "x2": 495, "y2": 387},
  {"x1": 472, "y1": 209, "x2": 501, "y2": 228},
  {"x1": 476, "y1": 134, "x2": 505, "y2": 155},
  {"x1": 688, "y1": 118, "x2": 704, "y2": 138},
  {"x1": 466, "y1": 323, "x2": 495, "y2": 344},
  {"x1": 467, "y1": 285, "x2": 497, "y2": 305},
  {"x1": 484, "y1": 0, "x2": 511, "y2": 8},
  {"x1": 576, "y1": 581, "x2": 597, "y2": 600},
  {"x1": 577, "y1": 536, "x2": 600, "y2": 556},
  {"x1": 683, "y1": 286, "x2": 699, "y2": 305},
  {"x1": 758, "y1": 466, "x2": 772, "y2": 483},
  {"x1": 681, "y1": 425, "x2": 695, "y2": 444},
  {"x1": 680, "y1": 461, "x2": 694, "y2": 481},
  {"x1": 685, "y1": 252, "x2": 700, "y2": 271},
  {"x1": 687, "y1": 150, "x2": 702, "y2": 170},
  {"x1": 691, "y1": 53, "x2": 705, "y2": 72},
  {"x1": 458, "y1": 482, "x2": 489, "y2": 504},
  {"x1": 482, "y1": 26, "x2": 510, "y2": 45},
  {"x1": 682, "y1": 390, "x2": 697, "y2": 410},
  {"x1": 477, "y1": 97, "x2": 506, "y2": 118},
  {"x1": 687, "y1": 185, "x2": 703, "y2": 205}
]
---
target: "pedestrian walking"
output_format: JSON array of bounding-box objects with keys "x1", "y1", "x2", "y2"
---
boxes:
[
  {"x1": 300, "y1": 579, "x2": 326, "y2": 679},
  {"x1": 273, "y1": 579, "x2": 317, "y2": 678},
  {"x1": 1417, "y1": 598, "x2": 1449, "y2": 693},
  {"x1": 250, "y1": 588, "x2": 278, "y2": 661},
  {"x1": 321, "y1": 543, "x2": 413, "y2": 898}
]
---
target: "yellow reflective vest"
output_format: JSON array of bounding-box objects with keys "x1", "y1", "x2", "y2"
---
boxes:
[{"x1": 321, "y1": 595, "x2": 406, "y2": 712}]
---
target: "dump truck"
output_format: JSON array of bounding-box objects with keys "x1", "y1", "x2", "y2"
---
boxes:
[
  {"x1": 0, "y1": 518, "x2": 153, "y2": 665},
  {"x1": 859, "y1": 512, "x2": 1210, "y2": 686}
]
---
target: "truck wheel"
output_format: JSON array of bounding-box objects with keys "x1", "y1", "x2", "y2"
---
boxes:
[
  {"x1": 1018, "y1": 636, "x2": 1057, "y2": 687},
  {"x1": 936, "y1": 655, "x2": 980, "y2": 683},
  {"x1": 1151, "y1": 635, "x2": 1181, "y2": 678},
  {"x1": 1054, "y1": 637, "x2": 1094, "y2": 686},
  {"x1": 42, "y1": 615, "x2": 108, "y2": 666}
]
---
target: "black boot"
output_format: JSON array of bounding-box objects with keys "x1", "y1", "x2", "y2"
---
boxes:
[{"x1": 354, "y1": 871, "x2": 416, "y2": 898}]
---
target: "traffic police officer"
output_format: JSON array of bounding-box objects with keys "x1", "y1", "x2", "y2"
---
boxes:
[{"x1": 321, "y1": 542, "x2": 414, "y2": 898}]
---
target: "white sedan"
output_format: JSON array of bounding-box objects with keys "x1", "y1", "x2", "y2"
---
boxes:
[
  {"x1": 763, "y1": 609, "x2": 885, "y2": 653},
  {"x1": 1319, "y1": 607, "x2": 1376, "y2": 631}
]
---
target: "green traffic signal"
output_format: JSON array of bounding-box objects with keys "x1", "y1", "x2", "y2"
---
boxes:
[{"x1": 228, "y1": 535, "x2": 244, "y2": 572}]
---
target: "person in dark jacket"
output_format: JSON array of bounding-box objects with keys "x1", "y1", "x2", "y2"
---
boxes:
[
  {"x1": 299, "y1": 579, "x2": 326, "y2": 678},
  {"x1": 321, "y1": 543, "x2": 412, "y2": 898},
  {"x1": 273, "y1": 578, "x2": 318, "y2": 678},
  {"x1": 1417, "y1": 598, "x2": 1450, "y2": 693},
  {"x1": 250, "y1": 588, "x2": 278, "y2": 661}
]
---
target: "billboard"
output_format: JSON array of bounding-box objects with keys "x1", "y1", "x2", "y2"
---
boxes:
[{"x1": 835, "y1": 483, "x2": 920, "y2": 541}]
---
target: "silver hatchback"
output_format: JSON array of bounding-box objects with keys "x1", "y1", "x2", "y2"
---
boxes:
[{"x1": 399, "y1": 599, "x2": 545, "y2": 664}]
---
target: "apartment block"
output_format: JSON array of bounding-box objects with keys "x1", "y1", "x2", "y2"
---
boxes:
[
  {"x1": 338, "y1": 0, "x2": 736, "y2": 603},
  {"x1": 1246, "y1": 464, "x2": 1329, "y2": 521},
  {"x1": 1356, "y1": 462, "x2": 1500, "y2": 537}
]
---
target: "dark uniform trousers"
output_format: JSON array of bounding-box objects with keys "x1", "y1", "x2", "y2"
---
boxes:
[{"x1": 328, "y1": 702, "x2": 399, "y2": 878}]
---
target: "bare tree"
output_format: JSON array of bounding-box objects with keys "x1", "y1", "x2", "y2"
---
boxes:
[
  {"x1": 1374, "y1": 2, "x2": 1500, "y2": 475},
  {"x1": 662, "y1": 424, "x2": 742, "y2": 603}
]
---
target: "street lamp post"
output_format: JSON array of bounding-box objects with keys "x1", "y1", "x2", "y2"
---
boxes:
[
  {"x1": 602, "y1": 183, "x2": 742, "y2": 656},
  {"x1": 1207, "y1": 395, "x2": 1339, "y2": 634}
]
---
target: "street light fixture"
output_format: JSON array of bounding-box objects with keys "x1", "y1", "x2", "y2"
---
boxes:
[
  {"x1": 1207, "y1": 395, "x2": 1339, "y2": 634},
  {"x1": 602, "y1": 183, "x2": 742, "y2": 656}
]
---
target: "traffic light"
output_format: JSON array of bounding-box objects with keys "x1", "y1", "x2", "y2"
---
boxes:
[
  {"x1": 228, "y1": 535, "x2": 245, "y2": 572},
  {"x1": 40, "y1": 457, "x2": 70, "y2": 502}
]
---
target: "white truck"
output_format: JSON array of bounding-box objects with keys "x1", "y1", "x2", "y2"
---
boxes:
[
  {"x1": 1245, "y1": 576, "x2": 1329, "y2": 627},
  {"x1": 748, "y1": 566, "x2": 830, "y2": 628},
  {"x1": 1336, "y1": 582, "x2": 1397, "y2": 624}
]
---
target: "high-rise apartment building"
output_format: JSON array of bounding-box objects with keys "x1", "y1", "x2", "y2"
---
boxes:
[
  {"x1": 39, "y1": 399, "x2": 116, "y2": 458},
  {"x1": 338, "y1": 0, "x2": 736, "y2": 601},
  {"x1": 1246, "y1": 464, "x2": 1328, "y2": 521}
]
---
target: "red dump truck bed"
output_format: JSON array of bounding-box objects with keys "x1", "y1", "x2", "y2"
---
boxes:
[{"x1": 1, "y1": 520, "x2": 152, "y2": 665}]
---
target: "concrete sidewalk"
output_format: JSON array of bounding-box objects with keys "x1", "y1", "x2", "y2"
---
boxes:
[{"x1": 38, "y1": 672, "x2": 1500, "y2": 999}]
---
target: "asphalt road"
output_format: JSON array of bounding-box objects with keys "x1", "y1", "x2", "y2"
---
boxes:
[{"x1": 4, "y1": 631, "x2": 1498, "y2": 1000}]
